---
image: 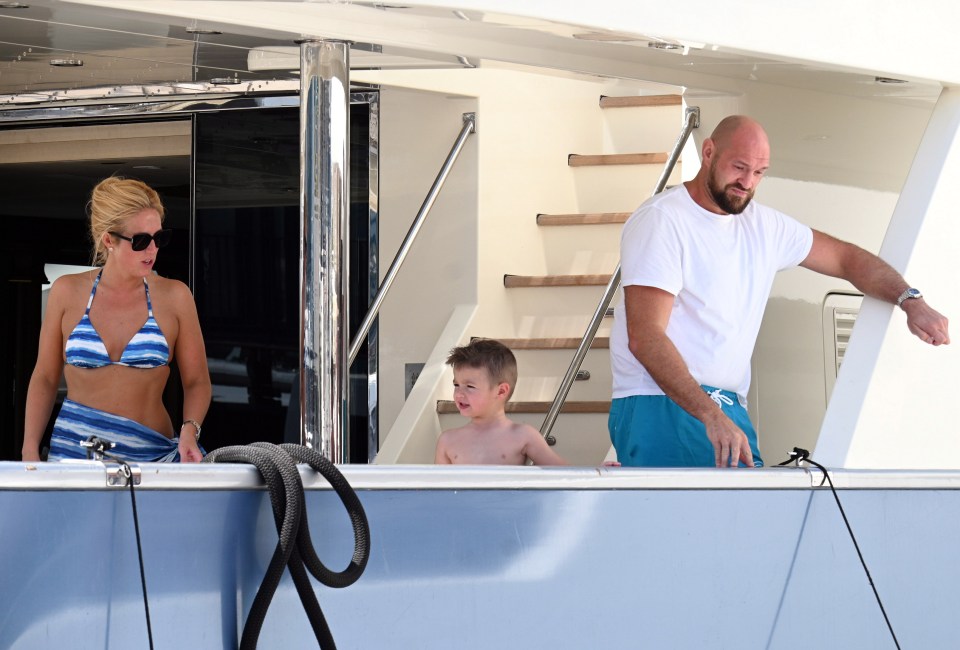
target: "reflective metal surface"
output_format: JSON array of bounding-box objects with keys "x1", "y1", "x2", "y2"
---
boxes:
[
  {"x1": 360, "y1": 90, "x2": 382, "y2": 464},
  {"x1": 0, "y1": 5, "x2": 473, "y2": 103},
  {"x1": 299, "y1": 41, "x2": 350, "y2": 462}
]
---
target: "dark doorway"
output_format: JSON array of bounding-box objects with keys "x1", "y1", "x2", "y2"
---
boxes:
[
  {"x1": 1, "y1": 120, "x2": 191, "y2": 459},
  {"x1": 3, "y1": 100, "x2": 375, "y2": 462},
  {"x1": 193, "y1": 103, "x2": 373, "y2": 461}
]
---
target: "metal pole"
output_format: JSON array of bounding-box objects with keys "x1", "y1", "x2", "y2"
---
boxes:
[
  {"x1": 299, "y1": 40, "x2": 350, "y2": 463},
  {"x1": 539, "y1": 107, "x2": 700, "y2": 442},
  {"x1": 348, "y1": 112, "x2": 476, "y2": 366}
]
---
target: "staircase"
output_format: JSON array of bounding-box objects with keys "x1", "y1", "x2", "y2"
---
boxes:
[{"x1": 436, "y1": 94, "x2": 686, "y2": 465}]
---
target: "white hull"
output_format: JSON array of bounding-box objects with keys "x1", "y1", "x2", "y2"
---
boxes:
[{"x1": 3, "y1": 462, "x2": 956, "y2": 648}]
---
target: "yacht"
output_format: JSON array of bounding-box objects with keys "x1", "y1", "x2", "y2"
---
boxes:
[{"x1": 2, "y1": 1, "x2": 958, "y2": 647}]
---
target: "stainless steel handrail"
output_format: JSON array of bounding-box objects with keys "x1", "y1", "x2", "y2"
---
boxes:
[
  {"x1": 539, "y1": 106, "x2": 700, "y2": 443},
  {"x1": 348, "y1": 112, "x2": 477, "y2": 366}
]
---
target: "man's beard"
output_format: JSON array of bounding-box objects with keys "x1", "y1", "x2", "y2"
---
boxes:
[{"x1": 707, "y1": 170, "x2": 754, "y2": 215}]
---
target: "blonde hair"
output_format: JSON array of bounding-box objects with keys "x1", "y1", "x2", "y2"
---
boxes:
[{"x1": 88, "y1": 176, "x2": 165, "y2": 266}]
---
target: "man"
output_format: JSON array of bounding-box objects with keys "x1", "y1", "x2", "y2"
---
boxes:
[{"x1": 609, "y1": 115, "x2": 950, "y2": 469}]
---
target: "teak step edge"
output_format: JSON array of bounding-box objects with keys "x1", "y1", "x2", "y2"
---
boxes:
[
  {"x1": 568, "y1": 152, "x2": 669, "y2": 167},
  {"x1": 536, "y1": 212, "x2": 631, "y2": 226},
  {"x1": 504, "y1": 274, "x2": 612, "y2": 288},
  {"x1": 437, "y1": 400, "x2": 611, "y2": 415},
  {"x1": 599, "y1": 94, "x2": 683, "y2": 109},
  {"x1": 494, "y1": 337, "x2": 610, "y2": 350}
]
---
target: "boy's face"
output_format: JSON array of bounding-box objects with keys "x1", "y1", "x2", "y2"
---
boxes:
[{"x1": 451, "y1": 365, "x2": 507, "y2": 419}]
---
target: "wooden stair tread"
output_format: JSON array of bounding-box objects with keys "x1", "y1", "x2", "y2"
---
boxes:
[
  {"x1": 495, "y1": 337, "x2": 610, "y2": 350},
  {"x1": 599, "y1": 94, "x2": 683, "y2": 108},
  {"x1": 437, "y1": 400, "x2": 611, "y2": 414},
  {"x1": 568, "y1": 152, "x2": 669, "y2": 167},
  {"x1": 504, "y1": 274, "x2": 612, "y2": 288},
  {"x1": 536, "y1": 212, "x2": 631, "y2": 226}
]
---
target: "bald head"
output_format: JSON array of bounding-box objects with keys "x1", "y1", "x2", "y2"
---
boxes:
[
  {"x1": 709, "y1": 115, "x2": 770, "y2": 158},
  {"x1": 687, "y1": 115, "x2": 770, "y2": 214}
]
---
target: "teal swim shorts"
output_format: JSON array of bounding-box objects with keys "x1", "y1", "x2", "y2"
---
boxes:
[{"x1": 608, "y1": 386, "x2": 764, "y2": 468}]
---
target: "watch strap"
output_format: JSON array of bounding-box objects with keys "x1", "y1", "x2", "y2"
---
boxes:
[{"x1": 896, "y1": 288, "x2": 922, "y2": 307}]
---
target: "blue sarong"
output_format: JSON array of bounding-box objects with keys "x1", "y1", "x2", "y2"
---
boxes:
[
  {"x1": 608, "y1": 385, "x2": 763, "y2": 468},
  {"x1": 49, "y1": 399, "x2": 202, "y2": 462}
]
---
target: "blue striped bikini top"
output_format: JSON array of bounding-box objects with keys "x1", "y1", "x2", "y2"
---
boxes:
[{"x1": 64, "y1": 271, "x2": 170, "y2": 369}]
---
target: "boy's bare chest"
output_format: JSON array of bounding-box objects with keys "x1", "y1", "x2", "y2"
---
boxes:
[{"x1": 456, "y1": 429, "x2": 525, "y2": 465}]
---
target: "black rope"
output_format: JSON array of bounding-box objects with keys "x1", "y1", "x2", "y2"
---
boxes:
[
  {"x1": 203, "y1": 443, "x2": 371, "y2": 650},
  {"x1": 779, "y1": 447, "x2": 901, "y2": 650},
  {"x1": 120, "y1": 461, "x2": 155, "y2": 650},
  {"x1": 83, "y1": 437, "x2": 155, "y2": 650}
]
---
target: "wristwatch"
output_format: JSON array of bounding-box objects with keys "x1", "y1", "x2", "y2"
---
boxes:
[{"x1": 896, "y1": 287, "x2": 922, "y2": 308}]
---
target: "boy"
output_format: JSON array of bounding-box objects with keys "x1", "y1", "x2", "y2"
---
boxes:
[{"x1": 434, "y1": 338, "x2": 568, "y2": 466}]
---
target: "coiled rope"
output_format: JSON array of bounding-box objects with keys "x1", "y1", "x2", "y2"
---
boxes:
[{"x1": 203, "y1": 442, "x2": 371, "y2": 650}]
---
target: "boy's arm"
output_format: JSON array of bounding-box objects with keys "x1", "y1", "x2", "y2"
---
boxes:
[
  {"x1": 523, "y1": 427, "x2": 568, "y2": 466},
  {"x1": 434, "y1": 433, "x2": 452, "y2": 464}
]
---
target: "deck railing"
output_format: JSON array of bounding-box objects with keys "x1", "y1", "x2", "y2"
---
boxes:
[
  {"x1": 539, "y1": 106, "x2": 700, "y2": 444},
  {"x1": 348, "y1": 112, "x2": 477, "y2": 366}
]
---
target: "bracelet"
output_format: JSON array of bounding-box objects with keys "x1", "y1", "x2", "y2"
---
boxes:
[{"x1": 181, "y1": 419, "x2": 202, "y2": 441}]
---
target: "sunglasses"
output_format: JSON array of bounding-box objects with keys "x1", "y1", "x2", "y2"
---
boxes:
[{"x1": 109, "y1": 229, "x2": 173, "y2": 251}]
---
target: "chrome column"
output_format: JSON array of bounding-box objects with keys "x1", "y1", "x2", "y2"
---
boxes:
[{"x1": 299, "y1": 40, "x2": 350, "y2": 463}]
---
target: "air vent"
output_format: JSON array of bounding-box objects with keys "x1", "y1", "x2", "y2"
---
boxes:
[
  {"x1": 832, "y1": 308, "x2": 859, "y2": 374},
  {"x1": 821, "y1": 293, "x2": 863, "y2": 402}
]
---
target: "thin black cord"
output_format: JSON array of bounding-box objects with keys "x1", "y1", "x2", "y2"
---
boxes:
[
  {"x1": 782, "y1": 448, "x2": 901, "y2": 650},
  {"x1": 120, "y1": 461, "x2": 155, "y2": 650},
  {"x1": 82, "y1": 438, "x2": 155, "y2": 649}
]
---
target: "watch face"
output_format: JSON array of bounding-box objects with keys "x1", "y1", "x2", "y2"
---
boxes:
[{"x1": 907, "y1": 288, "x2": 922, "y2": 298}]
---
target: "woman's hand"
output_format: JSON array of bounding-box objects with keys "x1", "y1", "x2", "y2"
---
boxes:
[{"x1": 177, "y1": 432, "x2": 204, "y2": 463}]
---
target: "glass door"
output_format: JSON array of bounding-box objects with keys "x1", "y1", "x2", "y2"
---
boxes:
[
  {"x1": 3, "y1": 95, "x2": 378, "y2": 462},
  {"x1": 193, "y1": 100, "x2": 377, "y2": 461}
]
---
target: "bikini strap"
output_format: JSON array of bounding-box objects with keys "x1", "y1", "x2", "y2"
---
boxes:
[
  {"x1": 84, "y1": 270, "x2": 103, "y2": 315},
  {"x1": 143, "y1": 277, "x2": 154, "y2": 317}
]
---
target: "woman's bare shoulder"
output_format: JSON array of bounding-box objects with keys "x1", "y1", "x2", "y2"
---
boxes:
[
  {"x1": 148, "y1": 274, "x2": 192, "y2": 299},
  {"x1": 54, "y1": 268, "x2": 98, "y2": 286},
  {"x1": 48, "y1": 269, "x2": 97, "y2": 302}
]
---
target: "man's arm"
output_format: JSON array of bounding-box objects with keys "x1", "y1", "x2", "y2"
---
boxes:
[
  {"x1": 800, "y1": 230, "x2": 950, "y2": 345},
  {"x1": 624, "y1": 285, "x2": 754, "y2": 468}
]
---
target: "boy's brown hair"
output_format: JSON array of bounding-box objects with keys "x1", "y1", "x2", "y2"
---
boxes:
[{"x1": 446, "y1": 338, "x2": 518, "y2": 399}]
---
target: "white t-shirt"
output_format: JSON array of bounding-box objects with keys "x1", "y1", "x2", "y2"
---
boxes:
[{"x1": 610, "y1": 185, "x2": 813, "y2": 401}]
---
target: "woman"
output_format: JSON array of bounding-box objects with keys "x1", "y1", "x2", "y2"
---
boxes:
[{"x1": 22, "y1": 177, "x2": 210, "y2": 462}]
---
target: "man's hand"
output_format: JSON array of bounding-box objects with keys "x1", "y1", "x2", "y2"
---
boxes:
[
  {"x1": 703, "y1": 413, "x2": 755, "y2": 468},
  {"x1": 903, "y1": 299, "x2": 950, "y2": 346}
]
